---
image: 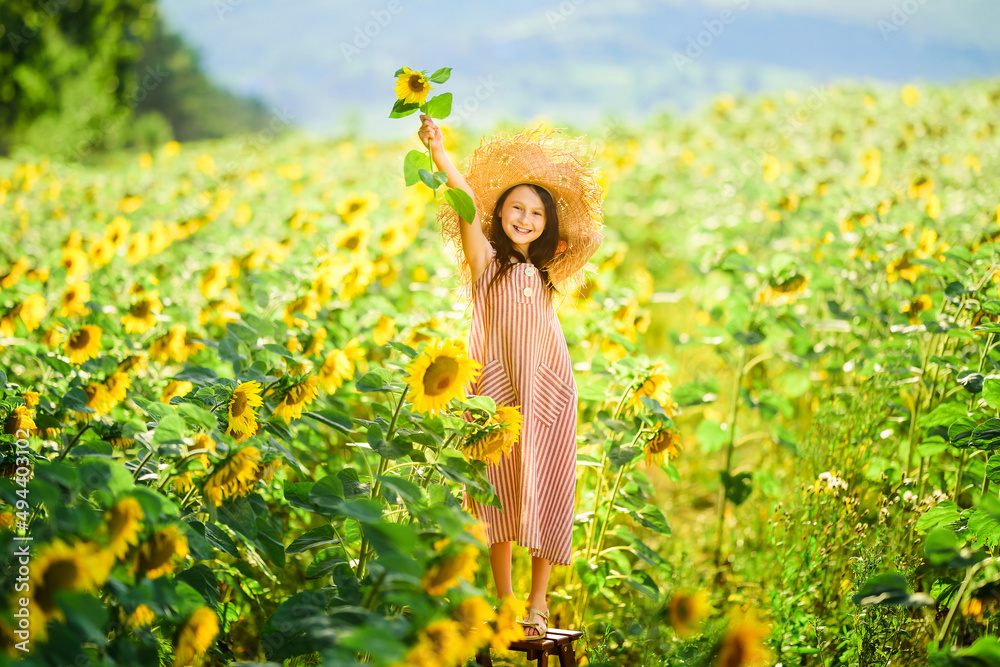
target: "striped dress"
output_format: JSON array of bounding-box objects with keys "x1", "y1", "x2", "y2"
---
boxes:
[{"x1": 463, "y1": 244, "x2": 578, "y2": 566}]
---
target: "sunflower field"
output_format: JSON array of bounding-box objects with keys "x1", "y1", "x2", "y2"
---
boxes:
[{"x1": 2, "y1": 77, "x2": 1000, "y2": 667}]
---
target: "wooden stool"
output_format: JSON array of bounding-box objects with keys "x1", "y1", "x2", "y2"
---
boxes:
[{"x1": 475, "y1": 628, "x2": 583, "y2": 666}]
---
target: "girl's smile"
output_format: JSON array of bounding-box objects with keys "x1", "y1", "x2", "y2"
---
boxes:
[{"x1": 500, "y1": 184, "x2": 546, "y2": 256}]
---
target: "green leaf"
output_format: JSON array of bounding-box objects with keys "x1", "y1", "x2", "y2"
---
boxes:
[
  {"x1": 422, "y1": 92, "x2": 452, "y2": 119},
  {"x1": 629, "y1": 505, "x2": 671, "y2": 535},
  {"x1": 305, "y1": 549, "x2": 347, "y2": 579},
  {"x1": 173, "y1": 366, "x2": 218, "y2": 385},
  {"x1": 309, "y1": 475, "x2": 346, "y2": 516},
  {"x1": 389, "y1": 98, "x2": 420, "y2": 118},
  {"x1": 264, "y1": 343, "x2": 294, "y2": 360},
  {"x1": 696, "y1": 419, "x2": 728, "y2": 453},
  {"x1": 418, "y1": 168, "x2": 448, "y2": 190},
  {"x1": 152, "y1": 413, "x2": 187, "y2": 448},
  {"x1": 287, "y1": 525, "x2": 339, "y2": 554},
  {"x1": 444, "y1": 187, "x2": 476, "y2": 223},
  {"x1": 967, "y1": 495, "x2": 1000, "y2": 547},
  {"x1": 403, "y1": 150, "x2": 426, "y2": 187},
  {"x1": 63, "y1": 387, "x2": 95, "y2": 414},
  {"x1": 915, "y1": 500, "x2": 961, "y2": 534},
  {"x1": 924, "y1": 527, "x2": 963, "y2": 566},
  {"x1": 427, "y1": 67, "x2": 452, "y2": 83},
  {"x1": 721, "y1": 471, "x2": 753, "y2": 506},
  {"x1": 625, "y1": 572, "x2": 660, "y2": 601},
  {"x1": 852, "y1": 572, "x2": 935, "y2": 607},
  {"x1": 355, "y1": 368, "x2": 395, "y2": 393},
  {"x1": 304, "y1": 410, "x2": 354, "y2": 434},
  {"x1": 175, "y1": 564, "x2": 220, "y2": 608},
  {"x1": 983, "y1": 377, "x2": 1000, "y2": 410}
]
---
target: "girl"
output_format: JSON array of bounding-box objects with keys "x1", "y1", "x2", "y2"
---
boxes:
[{"x1": 417, "y1": 114, "x2": 604, "y2": 640}]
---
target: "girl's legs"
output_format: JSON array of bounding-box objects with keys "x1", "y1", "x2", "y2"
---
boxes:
[
  {"x1": 489, "y1": 541, "x2": 514, "y2": 600},
  {"x1": 524, "y1": 556, "x2": 552, "y2": 637}
]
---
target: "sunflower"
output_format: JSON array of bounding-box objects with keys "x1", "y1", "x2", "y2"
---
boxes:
[
  {"x1": 421, "y1": 545, "x2": 479, "y2": 596},
  {"x1": 405, "y1": 619, "x2": 470, "y2": 667},
  {"x1": 133, "y1": 525, "x2": 188, "y2": 579},
  {"x1": 199, "y1": 262, "x2": 230, "y2": 300},
  {"x1": 22, "y1": 391, "x2": 40, "y2": 407},
  {"x1": 4, "y1": 405, "x2": 35, "y2": 437},
  {"x1": 161, "y1": 380, "x2": 194, "y2": 404},
  {"x1": 463, "y1": 405, "x2": 522, "y2": 465},
  {"x1": 118, "y1": 353, "x2": 149, "y2": 374},
  {"x1": 394, "y1": 67, "x2": 434, "y2": 105},
  {"x1": 88, "y1": 235, "x2": 116, "y2": 267},
  {"x1": 714, "y1": 612, "x2": 772, "y2": 667},
  {"x1": 667, "y1": 590, "x2": 710, "y2": 638},
  {"x1": 335, "y1": 191, "x2": 379, "y2": 222},
  {"x1": 373, "y1": 314, "x2": 397, "y2": 347},
  {"x1": 42, "y1": 328, "x2": 65, "y2": 349},
  {"x1": 126, "y1": 604, "x2": 156, "y2": 630},
  {"x1": 304, "y1": 327, "x2": 326, "y2": 356},
  {"x1": 272, "y1": 376, "x2": 319, "y2": 423},
  {"x1": 645, "y1": 426, "x2": 682, "y2": 468},
  {"x1": 453, "y1": 596, "x2": 496, "y2": 651},
  {"x1": 122, "y1": 293, "x2": 163, "y2": 334},
  {"x1": 64, "y1": 325, "x2": 103, "y2": 365},
  {"x1": 404, "y1": 339, "x2": 482, "y2": 415},
  {"x1": 282, "y1": 291, "x2": 321, "y2": 329},
  {"x1": 149, "y1": 324, "x2": 191, "y2": 363},
  {"x1": 104, "y1": 215, "x2": 131, "y2": 245},
  {"x1": 104, "y1": 371, "x2": 132, "y2": 405},
  {"x1": 225, "y1": 382, "x2": 264, "y2": 443},
  {"x1": 317, "y1": 349, "x2": 353, "y2": 393},
  {"x1": 17, "y1": 294, "x2": 45, "y2": 332},
  {"x1": 491, "y1": 597, "x2": 526, "y2": 650},
  {"x1": 253, "y1": 458, "x2": 283, "y2": 484},
  {"x1": 172, "y1": 606, "x2": 219, "y2": 667},
  {"x1": 203, "y1": 446, "x2": 262, "y2": 506},
  {"x1": 27, "y1": 539, "x2": 113, "y2": 640},
  {"x1": 58, "y1": 281, "x2": 91, "y2": 318},
  {"x1": 629, "y1": 367, "x2": 676, "y2": 414},
  {"x1": 61, "y1": 247, "x2": 90, "y2": 279},
  {"x1": 104, "y1": 496, "x2": 145, "y2": 559},
  {"x1": 126, "y1": 232, "x2": 150, "y2": 264}
]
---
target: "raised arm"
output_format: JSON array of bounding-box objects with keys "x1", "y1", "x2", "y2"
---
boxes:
[{"x1": 417, "y1": 114, "x2": 492, "y2": 283}]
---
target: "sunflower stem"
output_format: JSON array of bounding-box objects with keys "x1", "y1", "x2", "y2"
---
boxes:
[
  {"x1": 133, "y1": 450, "x2": 156, "y2": 482},
  {"x1": 55, "y1": 421, "x2": 92, "y2": 462}
]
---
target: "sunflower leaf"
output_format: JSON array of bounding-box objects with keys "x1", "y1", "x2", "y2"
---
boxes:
[
  {"x1": 356, "y1": 369, "x2": 395, "y2": 393},
  {"x1": 418, "y1": 169, "x2": 448, "y2": 190},
  {"x1": 389, "y1": 98, "x2": 420, "y2": 118},
  {"x1": 445, "y1": 187, "x2": 476, "y2": 224},
  {"x1": 422, "y1": 92, "x2": 452, "y2": 119},
  {"x1": 428, "y1": 67, "x2": 451, "y2": 84},
  {"x1": 403, "y1": 150, "x2": 425, "y2": 187}
]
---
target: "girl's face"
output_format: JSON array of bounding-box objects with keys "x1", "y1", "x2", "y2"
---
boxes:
[{"x1": 499, "y1": 184, "x2": 546, "y2": 257}]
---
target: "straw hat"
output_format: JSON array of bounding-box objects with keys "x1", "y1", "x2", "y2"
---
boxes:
[{"x1": 438, "y1": 125, "x2": 604, "y2": 306}]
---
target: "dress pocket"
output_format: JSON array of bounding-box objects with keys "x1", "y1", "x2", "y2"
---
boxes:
[
  {"x1": 533, "y1": 362, "x2": 575, "y2": 428},
  {"x1": 477, "y1": 358, "x2": 518, "y2": 407}
]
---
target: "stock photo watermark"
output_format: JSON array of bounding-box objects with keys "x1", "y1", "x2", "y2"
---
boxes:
[
  {"x1": 11, "y1": 425, "x2": 35, "y2": 653},
  {"x1": 876, "y1": 0, "x2": 930, "y2": 40},
  {"x1": 340, "y1": 0, "x2": 405, "y2": 62},
  {"x1": 546, "y1": 0, "x2": 589, "y2": 29},
  {"x1": 3, "y1": 0, "x2": 72, "y2": 53},
  {"x1": 673, "y1": 0, "x2": 751, "y2": 72}
]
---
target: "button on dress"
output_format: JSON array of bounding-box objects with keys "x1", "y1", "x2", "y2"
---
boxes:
[{"x1": 463, "y1": 245, "x2": 578, "y2": 566}]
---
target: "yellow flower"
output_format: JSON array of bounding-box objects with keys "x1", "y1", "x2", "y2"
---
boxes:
[
  {"x1": 127, "y1": 604, "x2": 155, "y2": 629},
  {"x1": 272, "y1": 376, "x2": 320, "y2": 422},
  {"x1": 59, "y1": 281, "x2": 91, "y2": 317},
  {"x1": 860, "y1": 147, "x2": 881, "y2": 187},
  {"x1": 4, "y1": 406, "x2": 35, "y2": 436},
  {"x1": 282, "y1": 291, "x2": 321, "y2": 329},
  {"x1": 104, "y1": 216, "x2": 132, "y2": 246},
  {"x1": 64, "y1": 324, "x2": 103, "y2": 364},
  {"x1": 149, "y1": 324, "x2": 195, "y2": 364},
  {"x1": 118, "y1": 353, "x2": 149, "y2": 374},
  {"x1": 908, "y1": 176, "x2": 933, "y2": 200},
  {"x1": 421, "y1": 546, "x2": 479, "y2": 595},
  {"x1": 403, "y1": 339, "x2": 482, "y2": 415},
  {"x1": 122, "y1": 293, "x2": 163, "y2": 334},
  {"x1": 26, "y1": 539, "x2": 113, "y2": 641},
  {"x1": 629, "y1": 368, "x2": 676, "y2": 413},
  {"x1": 374, "y1": 314, "x2": 397, "y2": 347},
  {"x1": 453, "y1": 596, "x2": 496, "y2": 651},
  {"x1": 667, "y1": 590, "x2": 710, "y2": 638},
  {"x1": 203, "y1": 447, "x2": 262, "y2": 506},
  {"x1": 16, "y1": 293, "x2": 46, "y2": 331},
  {"x1": 104, "y1": 371, "x2": 132, "y2": 405},
  {"x1": 22, "y1": 391, "x2": 40, "y2": 407},
  {"x1": 104, "y1": 497, "x2": 144, "y2": 559},
  {"x1": 926, "y1": 193, "x2": 941, "y2": 219},
  {"x1": 133, "y1": 525, "x2": 188, "y2": 579},
  {"x1": 318, "y1": 349, "x2": 353, "y2": 393},
  {"x1": 161, "y1": 380, "x2": 194, "y2": 404},
  {"x1": 394, "y1": 67, "x2": 433, "y2": 105},
  {"x1": 199, "y1": 263, "x2": 231, "y2": 300},
  {"x1": 172, "y1": 606, "x2": 219, "y2": 667},
  {"x1": 119, "y1": 195, "x2": 143, "y2": 213},
  {"x1": 233, "y1": 202, "x2": 253, "y2": 227},
  {"x1": 226, "y1": 381, "x2": 264, "y2": 443},
  {"x1": 126, "y1": 232, "x2": 150, "y2": 264},
  {"x1": 714, "y1": 612, "x2": 772, "y2": 667},
  {"x1": 61, "y1": 247, "x2": 90, "y2": 279},
  {"x1": 463, "y1": 405, "x2": 522, "y2": 465},
  {"x1": 761, "y1": 153, "x2": 781, "y2": 183},
  {"x1": 334, "y1": 218, "x2": 372, "y2": 256},
  {"x1": 197, "y1": 154, "x2": 216, "y2": 175},
  {"x1": 903, "y1": 294, "x2": 933, "y2": 324},
  {"x1": 901, "y1": 83, "x2": 920, "y2": 106},
  {"x1": 491, "y1": 597, "x2": 525, "y2": 650},
  {"x1": 304, "y1": 327, "x2": 327, "y2": 356},
  {"x1": 335, "y1": 191, "x2": 380, "y2": 222},
  {"x1": 80, "y1": 382, "x2": 113, "y2": 418},
  {"x1": 405, "y1": 619, "x2": 467, "y2": 667},
  {"x1": 645, "y1": 427, "x2": 682, "y2": 468}
]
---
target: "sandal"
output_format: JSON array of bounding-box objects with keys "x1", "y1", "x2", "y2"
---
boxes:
[{"x1": 517, "y1": 607, "x2": 548, "y2": 641}]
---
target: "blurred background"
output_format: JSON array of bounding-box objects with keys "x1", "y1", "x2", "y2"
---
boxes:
[{"x1": 2, "y1": 0, "x2": 999, "y2": 157}]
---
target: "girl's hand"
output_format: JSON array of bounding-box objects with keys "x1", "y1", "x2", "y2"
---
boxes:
[{"x1": 418, "y1": 113, "x2": 444, "y2": 150}]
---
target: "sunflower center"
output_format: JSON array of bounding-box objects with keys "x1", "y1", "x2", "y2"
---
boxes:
[
  {"x1": 348, "y1": 201, "x2": 362, "y2": 213},
  {"x1": 231, "y1": 391, "x2": 248, "y2": 417},
  {"x1": 408, "y1": 75, "x2": 426, "y2": 93},
  {"x1": 70, "y1": 328, "x2": 90, "y2": 348},
  {"x1": 423, "y1": 357, "x2": 459, "y2": 396},
  {"x1": 132, "y1": 300, "x2": 151, "y2": 318},
  {"x1": 38, "y1": 559, "x2": 81, "y2": 612},
  {"x1": 345, "y1": 233, "x2": 361, "y2": 251},
  {"x1": 285, "y1": 385, "x2": 306, "y2": 405}
]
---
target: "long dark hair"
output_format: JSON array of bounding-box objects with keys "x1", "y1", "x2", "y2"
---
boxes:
[{"x1": 486, "y1": 183, "x2": 562, "y2": 302}]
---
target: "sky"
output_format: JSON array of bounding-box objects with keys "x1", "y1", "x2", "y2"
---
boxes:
[{"x1": 158, "y1": 0, "x2": 1000, "y2": 140}]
